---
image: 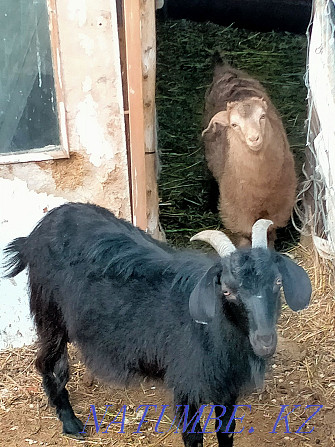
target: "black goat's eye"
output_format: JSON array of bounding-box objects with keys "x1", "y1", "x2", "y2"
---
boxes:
[
  {"x1": 222, "y1": 290, "x2": 237, "y2": 301},
  {"x1": 221, "y1": 282, "x2": 235, "y2": 299},
  {"x1": 275, "y1": 277, "x2": 282, "y2": 286}
]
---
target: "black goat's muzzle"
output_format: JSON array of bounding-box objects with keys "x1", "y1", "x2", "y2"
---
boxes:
[{"x1": 249, "y1": 331, "x2": 277, "y2": 358}]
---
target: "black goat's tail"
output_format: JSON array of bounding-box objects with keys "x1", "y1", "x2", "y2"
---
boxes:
[{"x1": 3, "y1": 237, "x2": 28, "y2": 278}]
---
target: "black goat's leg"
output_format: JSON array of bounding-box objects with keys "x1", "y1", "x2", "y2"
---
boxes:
[
  {"x1": 34, "y1": 302, "x2": 84, "y2": 437},
  {"x1": 214, "y1": 400, "x2": 237, "y2": 447},
  {"x1": 174, "y1": 395, "x2": 203, "y2": 447}
]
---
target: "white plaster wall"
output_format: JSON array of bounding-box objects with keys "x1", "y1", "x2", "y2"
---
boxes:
[
  {"x1": 0, "y1": 178, "x2": 66, "y2": 349},
  {"x1": 0, "y1": 1, "x2": 131, "y2": 350}
]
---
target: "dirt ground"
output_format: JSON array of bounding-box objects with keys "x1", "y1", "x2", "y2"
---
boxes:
[{"x1": 1, "y1": 246, "x2": 334, "y2": 447}]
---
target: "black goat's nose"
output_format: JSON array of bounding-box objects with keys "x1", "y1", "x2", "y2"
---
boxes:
[{"x1": 256, "y1": 333, "x2": 274, "y2": 346}]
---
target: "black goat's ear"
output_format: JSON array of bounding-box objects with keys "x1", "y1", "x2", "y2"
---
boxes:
[
  {"x1": 189, "y1": 267, "x2": 219, "y2": 324},
  {"x1": 276, "y1": 254, "x2": 312, "y2": 311}
]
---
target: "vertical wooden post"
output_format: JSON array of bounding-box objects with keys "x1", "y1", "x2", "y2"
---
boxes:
[
  {"x1": 47, "y1": 0, "x2": 69, "y2": 157},
  {"x1": 123, "y1": 0, "x2": 147, "y2": 230},
  {"x1": 140, "y1": 0, "x2": 163, "y2": 239}
]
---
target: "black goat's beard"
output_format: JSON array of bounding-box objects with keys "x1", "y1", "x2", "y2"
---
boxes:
[{"x1": 222, "y1": 301, "x2": 249, "y2": 337}]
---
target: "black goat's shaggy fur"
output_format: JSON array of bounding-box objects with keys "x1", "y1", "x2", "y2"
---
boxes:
[{"x1": 4, "y1": 202, "x2": 311, "y2": 447}]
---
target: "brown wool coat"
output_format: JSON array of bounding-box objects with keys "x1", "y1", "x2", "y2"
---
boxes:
[{"x1": 203, "y1": 65, "x2": 297, "y2": 241}]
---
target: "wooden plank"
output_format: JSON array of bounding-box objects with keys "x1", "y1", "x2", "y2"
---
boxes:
[
  {"x1": 145, "y1": 153, "x2": 165, "y2": 239},
  {"x1": 46, "y1": 0, "x2": 69, "y2": 157},
  {"x1": 140, "y1": 0, "x2": 163, "y2": 238},
  {"x1": 123, "y1": 0, "x2": 147, "y2": 230},
  {"x1": 116, "y1": 0, "x2": 133, "y2": 221},
  {"x1": 0, "y1": 145, "x2": 67, "y2": 165},
  {"x1": 141, "y1": 0, "x2": 157, "y2": 155}
]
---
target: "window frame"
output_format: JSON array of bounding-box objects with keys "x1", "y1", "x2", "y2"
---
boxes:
[{"x1": 0, "y1": 0, "x2": 69, "y2": 165}]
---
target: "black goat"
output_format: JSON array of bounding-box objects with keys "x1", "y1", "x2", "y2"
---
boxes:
[{"x1": 4, "y1": 202, "x2": 311, "y2": 447}]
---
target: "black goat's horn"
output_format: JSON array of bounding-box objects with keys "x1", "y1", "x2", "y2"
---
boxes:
[
  {"x1": 251, "y1": 219, "x2": 273, "y2": 249},
  {"x1": 190, "y1": 230, "x2": 236, "y2": 257}
]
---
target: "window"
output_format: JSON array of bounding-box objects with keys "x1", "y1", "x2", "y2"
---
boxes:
[{"x1": 0, "y1": 0, "x2": 68, "y2": 163}]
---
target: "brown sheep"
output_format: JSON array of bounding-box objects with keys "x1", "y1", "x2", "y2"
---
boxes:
[{"x1": 202, "y1": 64, "x2": 297, "y2": 245}]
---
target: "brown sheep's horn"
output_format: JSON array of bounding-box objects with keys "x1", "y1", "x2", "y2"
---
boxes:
[
  {"x1": 190, "y1": 230, "x2": 236, "y2": 257},
  {"x1": 251, "y1": 219, "x2": 273, "y2": 249}
]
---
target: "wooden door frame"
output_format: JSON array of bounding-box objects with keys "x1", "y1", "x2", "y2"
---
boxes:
[
  {"x1": 118, "y1": 0, "x2": 161, "y2": 236},
  {"x1": 118, "y1": 0, "x2": 148, "y2": 230}
]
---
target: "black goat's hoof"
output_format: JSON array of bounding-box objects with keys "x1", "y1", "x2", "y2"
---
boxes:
[
  {"x1": 62, "y1": 416, "x2": 85, "y2": 439},
  {"x1": 185, "y1": 440, "x2": 203, "y2": 447},
  {"x1": 63, "y1": 432, "x2": 86, "y2": 441}
]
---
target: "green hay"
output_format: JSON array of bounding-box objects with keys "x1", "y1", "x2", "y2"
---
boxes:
[{"x1": 156, "y1": 19, "x2": 307, "y2": 247}]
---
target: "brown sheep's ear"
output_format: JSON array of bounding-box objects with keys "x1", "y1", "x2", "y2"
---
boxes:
[
  {"x1": 202, "y1": 111, "x2": 230, "y2": 137},
  {"x1": 260, "y1": 98, "x2": 268, "y2": 111}
]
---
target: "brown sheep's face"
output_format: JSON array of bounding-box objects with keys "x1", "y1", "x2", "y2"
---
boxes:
[
  {"x1": 202, "y1": 97, "x2": 269, "y2": 152},
  {"x1": 228, "y1": 99, "x2": 268, "y2": 151}
]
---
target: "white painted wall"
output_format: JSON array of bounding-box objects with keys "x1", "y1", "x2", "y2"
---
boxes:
[
  {"x1": 0, "y1": 1, "x2": 131, "y2": 350},
  {"x1": 0, "y1": 178, "x2": 66, "y2": 349}
]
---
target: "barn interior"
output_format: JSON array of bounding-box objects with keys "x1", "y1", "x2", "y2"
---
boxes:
[
  {"x1": 155, "y1": 11, "x2": 307, "y2": 249},
  {"x1": 1, "y1": 3, "x2": 335, "y2": 447}
]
